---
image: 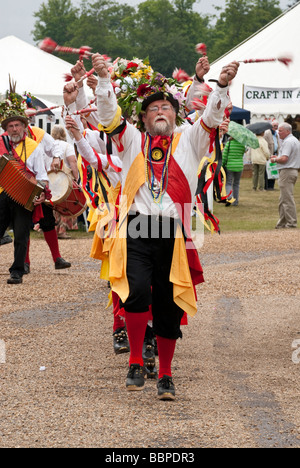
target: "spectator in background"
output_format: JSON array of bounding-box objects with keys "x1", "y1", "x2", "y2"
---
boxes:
[
  {"x1": 250, "y1": 132, "x2": 270, "y2": 191},
  {"x1": 222, "y1": 137, "x2": 245, "y2": 206},
  {"x1": 292, "y1": 122, "x2": 300, "y2": 141},
  {"x1": 264, "y1": 119, "x2": 280, "y2": 190},
  {"x1": 271, "y1": 122, "x2": 300, "y2": 229}
]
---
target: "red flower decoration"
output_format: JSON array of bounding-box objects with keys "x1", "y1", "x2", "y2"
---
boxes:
[
  {"x1": 126, "y1": 62, "x2": 139, "y2": 70},
  {"x1": 137, "y1": 84, "x2": 152, "y2": 96}
]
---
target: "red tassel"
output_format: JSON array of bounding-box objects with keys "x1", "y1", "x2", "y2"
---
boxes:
[
  {"x1": 195, "y1": 43, "x2": 207, "y2": 55},
  {"x1": 64, "y1": 73, "x2": 73, "y2": 82},
  {"x1": 38, "y1": 37, "x2": 58, "y2": 53}
]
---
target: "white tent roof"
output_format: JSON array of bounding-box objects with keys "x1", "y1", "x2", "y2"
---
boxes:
[
  {"x1": 0, "y1": 35, "x2": 92, "y2": 105},
  {"x1": 206, "y1": 2, "x2": 300, "y2": 119}
]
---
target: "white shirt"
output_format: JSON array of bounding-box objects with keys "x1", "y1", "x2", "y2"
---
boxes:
[
  {"x1": 278, "y1": 133, "x2": 300, "y2": 170},
  {"x1": 10, "y1": 138, "x2": 49, "y2": 182},
  {"x1": 75, "y1": 135, "x2": 122, "y2": 188},
  {"x1": 53, "y1": 139, "x2": 75, "y2": 171},
  {"x1": 96, "y1": 77, "x2": 229, "y2": 218}
]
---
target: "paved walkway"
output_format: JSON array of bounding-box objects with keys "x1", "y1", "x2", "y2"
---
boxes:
[{"x1": 0, "y1": 230, "x2": 299, "y2": 448}]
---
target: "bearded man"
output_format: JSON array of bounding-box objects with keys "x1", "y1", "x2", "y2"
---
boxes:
[
  {"x1": 89, "y1": 53, "x2": 239, "y2": 400},
  {"x1": 0, "y1": 115, "x2": 48, "y2": 284}
]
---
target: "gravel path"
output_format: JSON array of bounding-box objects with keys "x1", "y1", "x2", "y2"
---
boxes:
[{"x1": 0, "y1": 229, "x2": 299, "y2": 448}]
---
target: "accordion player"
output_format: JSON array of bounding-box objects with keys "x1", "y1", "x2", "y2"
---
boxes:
[{"x1": 0, "y1": 119, "x2": 49, "y2": 284}]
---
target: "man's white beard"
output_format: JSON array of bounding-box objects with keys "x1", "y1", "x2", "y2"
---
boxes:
[
  {"x1": 146, "y1": 115, "x2": 175, "y2": 136},
  {"x1": 10, "y1": 135, "x2": 22, "y2": 143}
]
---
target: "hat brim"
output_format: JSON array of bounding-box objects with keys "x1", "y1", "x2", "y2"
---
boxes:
[
  {"x1": 141, "y1": 92, "x2": 180, "y2": 114},
  {"x1": 1, "y1": 115, "x2": 28, "y2": 131}
]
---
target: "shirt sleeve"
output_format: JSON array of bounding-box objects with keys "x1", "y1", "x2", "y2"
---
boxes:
[
  {"x1": 281, "y1": 139, "x2": 293, "y2": 158},
  {"x1": 184, "y1": 85, "x2": 230, "y2": 162},
  {"x1": 27, "y1": 145, "x2": 49, "y2": 182},
  {"x1": 42, "y1": 132, "x2": 64, "y2": 159},
  {"x1": 75, "y1": 136, "x2": 100, "y2": 170},
  {"x1": 76, "y1": 87, "x2": 100, "y2": 128},
  {"x1": 95, "y1": 77, "x2": 119, "y2": 128}
]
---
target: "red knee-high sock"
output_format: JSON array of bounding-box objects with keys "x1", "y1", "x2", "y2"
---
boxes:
[
  {"x1": 125, "y1": 311, "x2": 149, "y2": 367},
  {"x1": 43, "y1": 229, "x2": 61, "y2": 262},
  {"x1": 25, "y1": 239, "x2": 30, "y2": 265},
  {"x1": 156, "y1": 336, "x2": 177, "y2": 379},
  {"x1": 112, "y1": 291, "x2": 125, "y2": 332}
]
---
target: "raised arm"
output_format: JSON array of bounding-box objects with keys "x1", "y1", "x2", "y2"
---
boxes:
[{"x1": 92, "y1": 53, "x2": 120, "y2": 129}]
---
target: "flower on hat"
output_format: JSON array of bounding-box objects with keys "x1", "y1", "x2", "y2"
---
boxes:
[
  {"x1": 111, "y1": 58, "x2": 186, "y2": 130},
  {"x1": 0, "y1": 90, "x2": 29, "y2": 127},
  {"x1": 0, "y1": 80, "x2": 36, "y2": 130}
]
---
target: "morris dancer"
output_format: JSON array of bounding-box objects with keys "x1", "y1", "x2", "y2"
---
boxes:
[
  {"x1": 91, "y1": 52, "x2": 239, "y2": 400},
  {"x1": 62, "y1": 82, "x2": 129, "y2": 355}
]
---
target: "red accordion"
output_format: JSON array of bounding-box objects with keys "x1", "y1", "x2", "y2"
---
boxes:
[{"x1": 0, "y1": 153, "x2": 44, "y2": 211}]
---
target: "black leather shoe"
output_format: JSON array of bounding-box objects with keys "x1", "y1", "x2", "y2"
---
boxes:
[
  {"x1": 157, "y1": 375, "x2": 176, "y2": 401},
  {"x1": 0, "y1": 235, "x2": 13, "y2": 246},
  {"x1": 24, "y1": 263, "x2": 30, "y2": 275},
  {"x1": 7, "y1": 273, "x2": 23, "y2": 285},
  {"x1": 126, "y1": 364, "x2": 146, "y2": 391},
  {"x1": 55, "y1": 258, "x2": 71, "y2": 270},
  {"x1": 113, "y1": 327, "x2": 130, "y2": 355}
]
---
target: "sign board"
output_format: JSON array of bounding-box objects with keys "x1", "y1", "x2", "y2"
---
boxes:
[{"x1": 244, "y1": 85, "x2": 300, "y2": 106}]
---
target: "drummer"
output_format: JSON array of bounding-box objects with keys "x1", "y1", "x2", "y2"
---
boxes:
[
  {"x1": 50, "y1": 124, "x2": 79, "y2": 239},
  {"x1": 25, "y1": 124, "x2": 72, "y2": 272}
]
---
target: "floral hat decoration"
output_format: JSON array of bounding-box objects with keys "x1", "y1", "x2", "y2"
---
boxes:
[
  {"x1": 0, "y1": 76, "x2": 33, "y2": 130},
  {"x1": 109, "y1": 58, "x2": 187, "y2": 131}
]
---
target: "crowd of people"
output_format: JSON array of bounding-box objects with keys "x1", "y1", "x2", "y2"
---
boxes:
[
  {"x1": 0, "y1": 51, "x2": 299, "y2": 400},
  {"x1": 222, "y1": 118, "x2": 300, "y2": 229}
]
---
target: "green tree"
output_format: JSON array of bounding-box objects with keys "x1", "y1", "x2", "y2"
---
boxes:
[
  {"x1": 70, "y1": 0, "x2": 136, "y2": 59},
  {"x1": 209, "y1": 0, "x2": 282, "y2": 62},
  {"x1": 32, "y1": 0, "x2": 78, "y2": 45},
  {"x1": 32, "y1": 0, "x2": 284, "y2": 75},
  {"x1": 128, "y1": 0, "x2": 211, "y2": 76}
]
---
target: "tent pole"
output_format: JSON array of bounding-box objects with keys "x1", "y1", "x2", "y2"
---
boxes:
[{"x1": 242, "y1": 83, "x2": 245, "y2": 109}]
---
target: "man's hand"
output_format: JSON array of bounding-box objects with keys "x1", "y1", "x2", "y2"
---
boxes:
[
  {"x1": 92, "y1": 53, "x2": 109, "y2": 78},
  {"x1": 51, "y1": 157, "x2": 61, "y2": 172},
  {"x1": 87, "y1": 74, "x2": 98, "y2": 93},
  {"x1": 63, "y1": 82, "x2": 79, "y2": 107},
  {"x1": 218, "y1": 61, "x2": 240, "y2": 86},
  {"x1": 34, "y1": 192, "x2": 46, "y2": 206},
  {"x1": 195, "y1": 56, "x2": 210, "y2": 80},
  {"x1": 65, "y1": 115, "x2": 82, "y2": 141},
  {"x1": 220, "y1": 118, "x2": 230, "y2": 135},
  {"x1": 71, "y1": 60, "x2": 87, "y2": 88}
]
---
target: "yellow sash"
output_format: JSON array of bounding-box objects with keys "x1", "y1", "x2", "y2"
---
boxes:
[{"x1": 30, "y1": 127, "x2": 45, "y2": 145}]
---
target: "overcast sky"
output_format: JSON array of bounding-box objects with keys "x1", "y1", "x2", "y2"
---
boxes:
[{"x1": 0, "y1": 0, "x2": 291, "y2": 45}]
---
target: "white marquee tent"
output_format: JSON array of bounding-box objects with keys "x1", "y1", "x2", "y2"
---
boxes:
[
  {"x1": 206, "y1": 2, "x2": 300, "y2": 121},
  {"x1": 0, "y1": 35, "x2": 77, "y2": 104},
  {"x1": 0, "y1": 35, "x2": 93, "y2": 132}
]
